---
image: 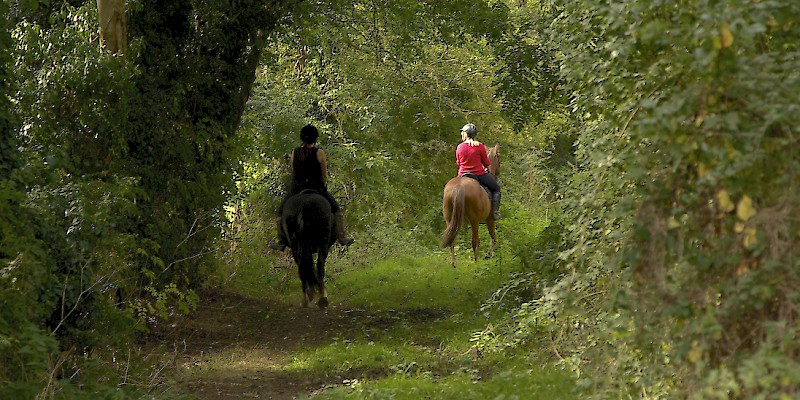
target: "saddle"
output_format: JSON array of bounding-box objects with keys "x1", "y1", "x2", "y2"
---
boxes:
[{"x1": 461, "y1": 173, "x2": 492, "y2": 198}]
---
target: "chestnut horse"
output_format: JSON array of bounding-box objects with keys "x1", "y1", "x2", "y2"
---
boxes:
[{"x1": 440, "y1": 145, "x2": 500, "y2": 267}]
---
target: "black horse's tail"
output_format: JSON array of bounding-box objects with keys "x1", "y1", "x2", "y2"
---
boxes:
[
  {"x1": 295, "y1": 246, "x2": 319, "y2": 289},
  {"x1": 440, "y1": 185, "x2": 465, "y2": 248},
  {"x1": 292, "y1": 206, "x2": 321, "y2": 289}
]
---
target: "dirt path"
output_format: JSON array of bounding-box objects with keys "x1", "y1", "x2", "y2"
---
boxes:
[{"x1": 160, "y1": 289, "x2": 367, "y2": 400}]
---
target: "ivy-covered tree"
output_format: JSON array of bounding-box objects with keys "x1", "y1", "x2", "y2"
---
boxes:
[{"x1": 4, "y1": 0, "x2": 294, "y2": 396}]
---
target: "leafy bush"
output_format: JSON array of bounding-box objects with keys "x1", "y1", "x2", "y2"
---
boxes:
[
  {"x1": 4, "y1": 1, "x2": 288, "y2": 397},
  {"x1": 507, "y1": 0, "x2": 800, "y2": 397}
]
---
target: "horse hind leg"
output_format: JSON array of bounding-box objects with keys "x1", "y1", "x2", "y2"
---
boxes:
[
  {"x1": 471, "y1": 222, "x2": 480, "y2": 262},
  {"x1": 306, "y1": 282, "x2": 316, "y2": 303},
  {"x1": 295, "y1": 250, "x2": 315, "y2": 308},
  {"x1": 316, "y1": 248, "x2": 329, "y2": 309},
  {"x1": 317, "y1": 290, "x2": 329, "y2": 309},
  {"x1": 301, "y1": 281, "x2": 311, "y2": 308},
  {"x1": 485, "y1": 219, "x2": 497, "y2": 260}
]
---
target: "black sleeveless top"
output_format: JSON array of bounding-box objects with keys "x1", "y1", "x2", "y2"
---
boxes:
[{"x1": 290, "y1": 146, "x2": 325, "y2": 195}]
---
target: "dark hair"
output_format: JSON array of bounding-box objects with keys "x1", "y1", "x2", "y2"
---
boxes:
[{"x1": 300, "y1": 124, "x2": 319, "y2": 144}]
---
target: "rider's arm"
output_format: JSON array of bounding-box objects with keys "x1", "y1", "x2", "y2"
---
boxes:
[
  {"x1": 455, "y1": 145, "x2": 463, "y2": 174},
  {"x1": 480, "y1": 145, "x2": 491, "y2": 169},
  {"x1": 317, "y1": 149, "x2": 328, "y2": 185}
]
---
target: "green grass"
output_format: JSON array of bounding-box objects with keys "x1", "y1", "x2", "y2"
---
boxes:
[
  {"x1": 281, "y1": 340, "x2": 441, "y2": 377},
  {"x1": 301, "y1": 362, "x2": 580, "y2": 400},
  {"x1": 213, "y1": 215, "x2": 583, "y2": 399},
  {"x1": 331, "y1": 254, "x2": 511, "y2": 313}
]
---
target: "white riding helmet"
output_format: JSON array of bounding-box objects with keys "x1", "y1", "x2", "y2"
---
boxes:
[{"x1": 461, "y1": 123, "x2": 477, "y2": 137}]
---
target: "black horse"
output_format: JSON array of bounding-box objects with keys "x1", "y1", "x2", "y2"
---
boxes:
[{"x1": 279, "y1": 189, "x2": 336, "y2": 308}]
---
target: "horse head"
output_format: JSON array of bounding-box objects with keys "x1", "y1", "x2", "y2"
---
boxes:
[{"x1": 488, "y1": 145, "x2": 500, "y2": 177}]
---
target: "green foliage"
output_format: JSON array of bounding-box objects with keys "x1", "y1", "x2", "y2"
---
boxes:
[
  {"x1": 124, "y1": 0, "x2": 282, "y2": 295},
  {"x1": 8, "y1": 0, "x2": 796, "y2": 398},
  {"x1": 306, "y1": 364, "x2": 578, "y2": 400},
  {"x1": 0, "y1": 0, "x2": 60, "y2": 395},
  {"x1": 493, "y1": 3, "x2": 563, "y2": 129},
  {"x1": 4, "y1": 1, "x2": 290, "y2": 398},
  {"x1": 494, "y1": 0, "x2": 800, "y2": 398},
  {"x1": 229, "y1": 0, "x2": 523, "y2": 272}
]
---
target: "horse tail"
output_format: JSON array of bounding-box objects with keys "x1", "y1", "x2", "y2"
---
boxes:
[
  {"x1": 289, "y1": 204, "x2": 321, "y2": 290},
  {"x1": 440, "y1": 185, "x2": 465, "y2": 248},
  {"x1": 296, "y1": 248, "x2": 319, "y2": 288}
]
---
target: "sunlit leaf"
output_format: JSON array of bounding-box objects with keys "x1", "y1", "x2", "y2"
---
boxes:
[
  {"x1": 720, "y1": 24, "x2": 734, "y2": 48},
  {"x1": 736, "y1": 195, "x2": 756, "y2": 221},
  {"x1": 716, "y1": 189, "x2": 735, "y2": 213},
  {"x1": 742, "y1": 227, "x2": 758, "y2": 249}
]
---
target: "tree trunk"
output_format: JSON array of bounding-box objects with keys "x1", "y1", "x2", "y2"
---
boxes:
[{"x1": 97, "y1": 0, "x2": 126, "y2": 54}]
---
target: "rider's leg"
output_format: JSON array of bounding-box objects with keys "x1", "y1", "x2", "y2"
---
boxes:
[
  {"x1": 268, "y1": 216, "x2": 288, "y2": 251},
  {"x1": 490, "y1": 191, "x2": 502, "y2": 220},
  {"x1": 478, "y1": 174, "x2": 502, "y2": 220},
  {"x1": 268, "y1": 200, "x2": 289, "y2": 251},
  {"x1": 324, "y1": 191, "x2": 355, "y2": 246},
  {"x1": 334, "y1": 211, "x2": 355, "y2": 246}
]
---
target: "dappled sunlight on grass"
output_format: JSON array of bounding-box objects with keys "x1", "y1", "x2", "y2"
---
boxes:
[
  {"x1": 280, "y1": 340, "x2": 438, "y2": 377},
  {"x1": 178, "y1": 345, "x2": 284, "y2": 376},
  {"x1": 331, "y1": 254, "x2": 516, "y2": 314}
]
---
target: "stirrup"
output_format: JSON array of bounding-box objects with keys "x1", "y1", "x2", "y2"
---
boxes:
[
  {"x1": 268, "y1": 240, "x2": 287, "y2": 251},
  {"x1": 492, "y1": 211, "x2": 502, "y2": 220}
]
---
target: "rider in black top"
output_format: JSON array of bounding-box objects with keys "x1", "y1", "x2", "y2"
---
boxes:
[{"x1": 272, "y1": 124, "x2": 354, "y2": 250}]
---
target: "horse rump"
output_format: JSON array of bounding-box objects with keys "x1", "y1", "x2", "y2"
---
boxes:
[{"x1": 281, "y1": 190, "x2": 335, "y2": 307}]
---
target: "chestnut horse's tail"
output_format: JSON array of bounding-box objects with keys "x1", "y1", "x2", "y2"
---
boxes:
[{"x1": 440, "y1": 184, "x2": 465, "y2": 248}]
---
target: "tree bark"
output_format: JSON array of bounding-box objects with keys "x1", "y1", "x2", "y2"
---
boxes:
[{"x1": 97, "y1": 0, "x2": 127, "y2": 54}]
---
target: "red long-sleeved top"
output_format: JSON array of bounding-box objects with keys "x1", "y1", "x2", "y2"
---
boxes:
[{"x1": 456, "y1": 142, "x2": 491, "y2": 176}]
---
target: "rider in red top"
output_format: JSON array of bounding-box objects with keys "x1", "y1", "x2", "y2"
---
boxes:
[
  {"x1": 456, "y1": 140, "x2": 491, "y2": 175},
  {"x1": 456, "y1": 123, "x2": 501, "y2": 220}
]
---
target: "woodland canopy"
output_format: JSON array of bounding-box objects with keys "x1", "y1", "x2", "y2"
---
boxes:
[{"x1": 1, "y1": 0, "x2": 798, "y2": 399}]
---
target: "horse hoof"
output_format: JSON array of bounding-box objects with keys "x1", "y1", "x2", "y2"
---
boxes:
[{"x1": 317, "y1": 297, "x2": 329, "y2": 309}]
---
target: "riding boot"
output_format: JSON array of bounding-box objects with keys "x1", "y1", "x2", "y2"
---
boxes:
[
  {"x1": 268, "y1": 216, "x2": 288, "y2": 251},
  {"x1": 491, "y1": 192, "x2": 502, "y2": 220},
  {"x1": 334, "y1": 211, "x2": 355, "y2": 246}
]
